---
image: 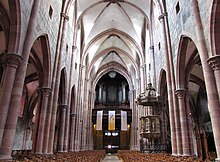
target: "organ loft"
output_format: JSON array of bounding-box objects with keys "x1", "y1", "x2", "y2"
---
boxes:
[{"x1": 0, "y1": 0, "x2": 220, "y2": 161}]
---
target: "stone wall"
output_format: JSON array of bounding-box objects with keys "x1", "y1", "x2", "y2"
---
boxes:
[{"x1": 153, "y1": 0, "x2": 213, "y2": 88}]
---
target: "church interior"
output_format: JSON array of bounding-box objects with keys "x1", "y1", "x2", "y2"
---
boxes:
[{"x1": 0, "y1": 0, "x2": 220, "y2": 161}]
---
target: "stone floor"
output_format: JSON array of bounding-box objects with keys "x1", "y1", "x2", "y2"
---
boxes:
[{"x1": 102, "y1": 154, "x2": 122, "y2": 162}]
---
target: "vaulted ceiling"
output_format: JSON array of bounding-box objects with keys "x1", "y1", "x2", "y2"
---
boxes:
[{"x1": 76, "y1": 0, "x2": 153, "y2": 84}]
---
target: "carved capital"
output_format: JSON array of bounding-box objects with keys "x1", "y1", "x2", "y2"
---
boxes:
[
  {"x1": 70, "y1": 113, "x2": 76, "y2": 117},
  {"x1": 175, "y1": 89, "x2": 187, "y2": 99},
  {"x1": 1, "y1": 53, "x2": 23, "y2": 68},
  {"x1": 37, "y1": 87, "x2": 52, "y2": 96},
  {"x1": 59, "y1": 104, "x2": 68, "y2": 110},
  {"x1": 207, "y1": 55, "x2": 220, "y2": 71}
]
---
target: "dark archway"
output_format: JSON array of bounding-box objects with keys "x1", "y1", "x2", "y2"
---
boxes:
[
  {"x1": 158, "y1": 69, "x2": 171, "y2": 153},
  {"x1": 13, "y1": 35, "x2": 51, "y2": 153},
  {"x1": 176, "y1": 36, "x2": 216, "y2": 160},
  {"x1": 92, "y1": 71, "x2": 132, "y2": 153}
]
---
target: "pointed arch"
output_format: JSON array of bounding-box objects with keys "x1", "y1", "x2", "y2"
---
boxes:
[{"x1": 59, "y1": 68, "x2": 68, "y2": 105}]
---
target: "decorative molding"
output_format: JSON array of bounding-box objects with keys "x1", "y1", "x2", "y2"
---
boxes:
[
  {"x1": 175, "y1": 89, "x2": 187, "y2": 99},
  {"x1": 58, "y1": 104, "x2": 68, "y2": 110},
  {"x1": 37, "y1": 87, "x2": 52, "y2": 96},
  {"x1": 207, "y1": 55, "x2": 220, "y2": 71},
  {"x1": 1, "y1": 53, "x2": 23, "y2": 68}
]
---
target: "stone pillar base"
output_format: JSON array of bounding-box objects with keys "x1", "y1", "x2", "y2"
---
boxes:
[{"x1": 0, "y1": 155, "x2": 12, "y2": 161}]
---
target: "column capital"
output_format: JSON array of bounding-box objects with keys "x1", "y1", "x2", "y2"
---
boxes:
[
  {"x1": 70, "y1": 113, "x2": 76, "y2": 117},
  {"x1": 37, "y1": 87, "x2": 52, "y2": 96},
  {"x1": 175, "y1": 89, "x2": 187, "y2": 99},
  {"x1": 1, "y1": 53, "x2": 23, "y2": 68},
  {"x1": 60, "y1": 12, "x2": 69, "y2": 21},
  {"x1": 158, "y1": 12, "x2": 168, "y2": 20},
  {"x1": 58, "y1": 104, "x2": 68, "y2": 110},
  {"x1": 207, "y1": 55, "x2": 220, "y2": 71}
]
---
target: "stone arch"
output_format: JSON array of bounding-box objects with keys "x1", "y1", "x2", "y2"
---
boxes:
[
  {"x1": 58, "y1": 68, "x2": 68, "y2": 105},
  {"x1": 92, "y1": 62, "x2": 133, "y2": 93},
  {"x1": 13, "y1": 35, "x2": 52, "y2": 152},
  {"x1": 176, "y1": 35, "x2": 198, "y2": 89},
  {"x1": 158, "y1": 68, "x2": 166, "y2": 96},
  {"x1": 157, "y1": 68, "x2": 171, "y2": 151},
  {"x1": 53, "y1": 68, "x2": 68, "y2": 152},
  {"x1": 176, "y1": 35, "x2": 216, "y2": 159}
]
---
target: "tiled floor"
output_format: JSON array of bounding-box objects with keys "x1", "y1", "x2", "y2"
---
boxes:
[{"x1": 102, "y1": 154, "x2": 122, "y2": 162}]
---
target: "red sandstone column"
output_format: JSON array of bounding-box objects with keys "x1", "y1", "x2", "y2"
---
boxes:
[
  {"x1": 69, "y1": 113, "x2": 77, "y2": 151},
  {"x1": 158, "y1": 13, "x2": 177, "y2": 155},
  {"x1": 47, "y1": 13, "x2": 69, "y2": 154},
  {"x1": 191, "y1": 0, "x2": 220, "y2": 160},
  {"x1": 176, "y1": 89, "x2": 190, "y2": 156},
  {"x1": 74, "y1": 64, "x2": 84, "y2": 151},
  {"x1": 185, "y1": 91, "x2": 194, "y2": 155},
  {"x1": 163, "y1": 11, "x2": 183, "y2": 155},
  {"x1": 64, "y1": 46, "x2": 77, "y2": 152},
  {"x1": 207, "y1": 55, "x2": 220, "y2": 99},
  {"x1": 35, "y1": 88, "x2": 51, "y2": 154},
  {"x1": 0, "y1": 53, "x2": 22, "y2": 148},
  {"x1": 57, "y1": 104, "x2": 68, "y2": 152},
  {"x1": 0, "y1": 0, "x2": 40, "y2": 160}
]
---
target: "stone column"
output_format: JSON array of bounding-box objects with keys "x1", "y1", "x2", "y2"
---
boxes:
[
  {"x1": 35, "y1": 88, "x2": 52, "y2": 154},
  {"x1": 47, "y1": 12, "x2": 69, "y2": 154},
  {"x1": 122, "y1": 82, "x2": 127, "y2": 103},
  {"x1": 191, "y1": 0, "x2": 220, "y2": 160},
  {"x1": 69, "y1": 113, "x2": 76, "y2": 151},
  {"x1": 130, "y1": 89, "x2": 136, "y2": 149},
  {"x1": 141, "y1": 64, "x2": 147, "y2": 91},
  {"x1": 74, "y1": 64, "x2": 84, "y2": 151},
  {"x1": 185, "y1": 91, "x2": 194, "y2": 155},
  {"x1": 175, "y1": 89, "x2": 190, "y2": 156},
  {"x1": 64, "y1": 46, "x2": 77, "y2": 152},
  {"x1": 150, "y1": 46, "x2": 156, "y2": 88},
  {"x1": 0, "y1": 53, "x2": 22, "y2": 148},
  {"x1": 158, "y1": 13, "x2": 177, "y2": 155},
  {"x1": 0, "y1": 0, "x2": 40, "y2": 159},
  {"x1": 57, "y1": 104, "x2": 68, "y2": 152},
  {"x1": 98, "y1": 83, "x2": 103, "y2": 102},
  {"x1": 207, "y1": 55, "x2": 220, "y2": 99}
]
